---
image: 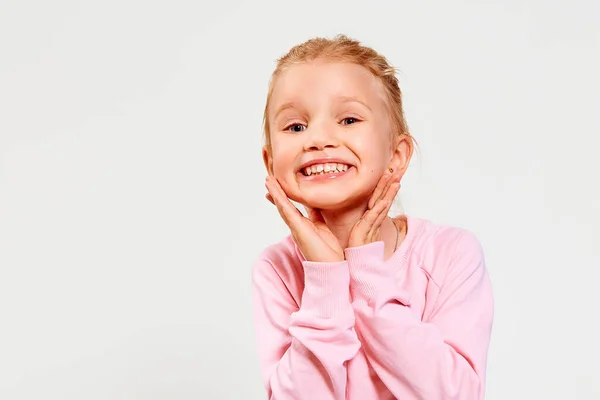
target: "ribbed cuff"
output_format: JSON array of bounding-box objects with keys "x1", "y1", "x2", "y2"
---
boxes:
[
  {"x1": 300, "y1": 260, "x2": 352, "y2": 319},
  {"x1": 345, "y1": 242, "x2": 396, "y2": 301}
]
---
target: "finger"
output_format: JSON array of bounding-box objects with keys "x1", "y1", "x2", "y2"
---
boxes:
[
  {"x1": 265, "y1": 193, "x2": 274, "y2": 205},
  {"x1": 366, "y1": 182, "x2": 400, "y2": 238},
  {"x1": 265, "y1": 178, "x2": 303, "y2": 226},
  {"x1": 265, "y1": 178, "x2": 294, "y2": 216},
  {"x1": 265, "y1": 183, "x2": 289, "y2": 224},
  {"x1": 382, "y1": 182, "x2": 401, "y2": 204},
  {"x1": 355, "y1": 199, "x2": 389, "y2": 237},
  {"x1": 349, "y1": 199, "x2": 388, "y2": 247},
  {"x1": 361, "y1": 201, "x2": 389, "y2": 243},
  {"x1": 369, "y1": 168, "x2": 401, "y2": 209},
  {"x1": 380, "y1": 169, "x2": 401, "y2": 200},
  {"x1": 368, "y1": 172, "x2": 391, "y2": 209},
  {"x1": 371, "y1": 170, "x2": 400, "y2": 210},
  {"x1": 367, "y1": 202, "x2": 391, "y2": 240}
]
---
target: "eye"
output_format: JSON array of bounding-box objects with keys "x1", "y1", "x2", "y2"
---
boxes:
[
  {"x1": 341, "y1": 117, "x2": 360, "y2": 125},
  {"x1": 285, "y1": 123, "x2": 306, "y2": 133}
]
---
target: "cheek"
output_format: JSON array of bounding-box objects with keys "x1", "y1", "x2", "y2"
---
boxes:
[
  {"x1": 352, "y1": 138, "x2": 391, "y2": 171},
  {"x1": 270, "y1": 141, "x2": 296, "y2": 174},
  {"x1": 271, "y1": 155, "x2": 300, "y2": 196},
  {"x1": 271, "y1": 156, "x2": 293, "y2": 177},
  {"x1": 269, "y1": 145, "x2": 288, "y2": 174},
  {"x1": 351, "y1": 138, "x2": 390, "y2": 188},
  {"x1": 269, "y1": 153, "x2": 303, "y2": 199}
]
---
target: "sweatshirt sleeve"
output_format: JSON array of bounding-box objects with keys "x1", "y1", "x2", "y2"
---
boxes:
[
  {"x1": 251, "y1": 255, "x2": 361, "y2": 400},
  {"x1": 345, "y1": 231, "x2": 494, "y2": 400}
]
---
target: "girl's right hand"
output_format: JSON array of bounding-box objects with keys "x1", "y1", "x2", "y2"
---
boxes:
[{"x1": 265, "y1": 176, "x2": 344, "y2": 263}]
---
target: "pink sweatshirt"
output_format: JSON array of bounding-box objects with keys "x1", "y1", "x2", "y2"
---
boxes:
[{"x1": 251, "y1": 216, "x2": 494, "y2": 399}]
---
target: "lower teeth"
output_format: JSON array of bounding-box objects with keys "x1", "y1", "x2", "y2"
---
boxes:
[{"x1": 308, "y1": 170, "x2": 341, "y2": 176}]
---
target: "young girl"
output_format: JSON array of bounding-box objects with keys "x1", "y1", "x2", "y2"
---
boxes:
[{"x1": 252, "y1": 35, "x2": 494, "y2": 400}]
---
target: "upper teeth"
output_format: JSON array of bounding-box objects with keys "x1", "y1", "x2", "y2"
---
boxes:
[{"x1": 304, "y1": 163, "x2": 349, "y2": 176}]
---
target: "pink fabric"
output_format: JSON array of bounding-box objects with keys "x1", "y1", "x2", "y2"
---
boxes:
[{"x1": 252, "y1": 216, "x2": 494, "y2": 399}]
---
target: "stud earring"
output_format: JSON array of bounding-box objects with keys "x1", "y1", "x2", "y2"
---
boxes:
[{"x1": 389, "y1": 168, "x2": 394, "y2": 173}]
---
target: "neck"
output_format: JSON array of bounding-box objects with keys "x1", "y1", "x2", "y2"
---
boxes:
[
  {"x1": 319, "y1": 205, "x2": 367, "y2": 249},
  {"x1": 319, "y1": 203, "x2": 401, "y2": 256}
]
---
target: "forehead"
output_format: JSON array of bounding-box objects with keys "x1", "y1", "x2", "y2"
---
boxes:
[{"x1": 269, "y1": 61, "x2": 386, "y2": 112}]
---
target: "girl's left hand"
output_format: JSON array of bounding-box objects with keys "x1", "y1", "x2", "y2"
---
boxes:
[{"x1": 347, "y1": 169, "x2": 401, "y2": 248}]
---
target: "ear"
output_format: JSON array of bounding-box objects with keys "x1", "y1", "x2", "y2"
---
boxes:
[
  {"x1": 389, "y1": 134, "x2": 413, "y2": 178},
  {"x1": 262, "y1": 145, "x2": 274, "y2": 176}
]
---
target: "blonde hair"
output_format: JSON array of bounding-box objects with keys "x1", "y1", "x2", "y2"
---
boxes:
[{"x1": 262, "y1": 34, "x2": 415, "y2": 154}]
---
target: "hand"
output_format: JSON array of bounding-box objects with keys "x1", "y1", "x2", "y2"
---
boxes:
[
  {"x1": 265, "y1": 177, "x2": 345, "y2": 263},
  {"x1": 347, "y1": 169, "x2": 401, "y2": 248}
]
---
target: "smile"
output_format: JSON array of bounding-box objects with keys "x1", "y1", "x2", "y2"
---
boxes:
[{"x1": 302, "y1": 163, "x2": 350, "y2": 176}]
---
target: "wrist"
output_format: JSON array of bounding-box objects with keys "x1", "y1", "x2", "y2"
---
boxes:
[
  {"x1": 300, "y1": 260, "x2": 352, "y2": 318},
  {"x1": 303, "y1": 253, "x2": 345, "y2": 263},
  {"x1": 344, "y1": 242, "x2": 393, "y2": 300}
]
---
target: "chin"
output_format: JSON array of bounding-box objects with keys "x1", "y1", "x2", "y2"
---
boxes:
[
  {"x1": 283, "y1": 174, "x2": 376, "y2": 211},
  {"x1": 298, "y1": 192, "x2": 367, "y2": 211}
]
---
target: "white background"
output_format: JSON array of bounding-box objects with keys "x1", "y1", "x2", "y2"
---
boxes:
[{"x1": 1, "y1": 0, "x2": 599, "y2": 399}]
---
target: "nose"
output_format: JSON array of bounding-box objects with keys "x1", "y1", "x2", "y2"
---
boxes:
[{"x1": 304, "y1": 121, "x2": 339, "y2": 151}]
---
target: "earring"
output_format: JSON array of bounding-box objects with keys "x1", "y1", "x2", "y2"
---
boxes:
[{"x1": 389, "y1": 168, "x2": 394, "y2": 173}]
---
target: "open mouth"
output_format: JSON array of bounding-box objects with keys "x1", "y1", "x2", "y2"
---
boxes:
[{"x1": 301, "y1": 162, "x2": 352, "y2": 177}]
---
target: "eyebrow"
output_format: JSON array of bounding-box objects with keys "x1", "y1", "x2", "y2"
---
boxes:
[
  {"x1": 272, "y1": 95, "x2": 372, "y2": 121},
  {"x1": 273, "y1": 101, "x2": 300, "y2": 121},
  {"x1": 335, "y1": 95, "x2": 372, "y2": 112}
]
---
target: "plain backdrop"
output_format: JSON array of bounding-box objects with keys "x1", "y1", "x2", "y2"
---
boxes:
[{"x1": 1, "y1": 0, "x2": 599, "y2": 399}]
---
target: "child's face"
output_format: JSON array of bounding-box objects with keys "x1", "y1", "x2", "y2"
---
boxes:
[{"x1": 264, "y1": 61, "x2": 397, "y2": 210}]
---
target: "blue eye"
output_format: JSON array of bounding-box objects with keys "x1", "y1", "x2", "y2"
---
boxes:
[
  {"x1": 341, "y1": 117, "x2": 359, "y2": 125},
  {"x1": 286, "y1": 123, "x2": 306, "y2": 132}
]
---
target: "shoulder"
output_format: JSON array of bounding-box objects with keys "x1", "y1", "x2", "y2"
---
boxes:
[
  {"x1": 405, "y1": 216, "x2": 486, "y2": 287},
  {"x1": 252, "y1": 235, "x2": 301, "y2": 273},
  {"x1": 251, "y1": 235, "x2": 304, "y2": 303}
]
